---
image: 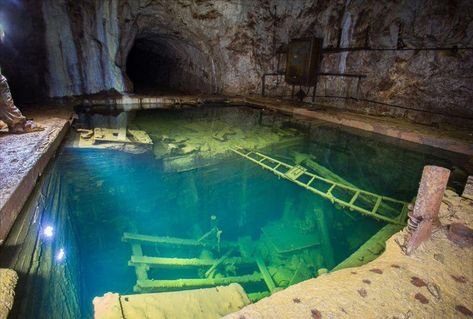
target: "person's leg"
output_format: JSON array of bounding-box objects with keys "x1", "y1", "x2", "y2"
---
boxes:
[
  {"x1": 0, "y1": 74, "x2": 26, "y2": 127},
  {"x1": 0, "y1": 74, "x2": 42, "y2": 133}
]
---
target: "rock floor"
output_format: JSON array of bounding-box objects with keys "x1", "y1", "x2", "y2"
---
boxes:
[
  {"x1": 0, "y1": 106, "x2": 71, "y2": 244},
  {"x1": 0, "y1": 268, "x2": 17, "y2": 319}
]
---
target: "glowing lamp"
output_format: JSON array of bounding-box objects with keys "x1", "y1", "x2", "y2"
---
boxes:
[
  {"x1": 55, "y1": 248, "x2": 65, "y2": 262},
  {"x1": 43, "y1": 225, "x2": 54, "y2": 238}
]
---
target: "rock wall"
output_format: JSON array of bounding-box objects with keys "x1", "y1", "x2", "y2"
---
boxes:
[
  {"x1": 0, "y1": 0, "x2": 47, "y2": 103},
  {"x1": 2, "y1": 0, "x2": 473, "y2": 119},
  {"x1": 0, "y1": 165, "x2": 83, "y2": 319}
]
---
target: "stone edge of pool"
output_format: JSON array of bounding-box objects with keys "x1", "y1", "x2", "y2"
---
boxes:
[{"x1": 0, "y1": 110, "x2": 71, "y2": 246}]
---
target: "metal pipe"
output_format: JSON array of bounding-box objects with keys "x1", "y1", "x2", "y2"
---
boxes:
[
  {"x1": 322, "y1": 46, "x2": 473, "y2": 53},
  {"x1": 406, "y1": 165, "x2": 450, "y2": 255}
]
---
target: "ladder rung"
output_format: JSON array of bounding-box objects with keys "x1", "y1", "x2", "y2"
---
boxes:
[
  {"x1": 307, "y1": 176, "x2": 315, "y2": 186},
  {"x1": 372, "y1": 197, "x2": 383, "y2": 214},
  {"x1": 349, "y1": 191, "x2": 360, "y2": 205},
  {"x1": 326, "y1": 184, "x2": 336, "y2": 195}
]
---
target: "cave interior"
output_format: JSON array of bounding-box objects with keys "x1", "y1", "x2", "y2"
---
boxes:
[{"x1": 0, "y1": 1, "x2": 472, "y2": 319}]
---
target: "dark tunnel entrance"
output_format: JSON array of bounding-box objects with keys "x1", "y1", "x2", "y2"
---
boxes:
[{"x1": 125, "y1": 36, "x2": 216, "y2": 95}]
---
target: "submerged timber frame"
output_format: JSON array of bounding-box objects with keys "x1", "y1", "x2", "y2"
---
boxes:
[{"x1": 122, "y1": 232, "x2": 277, "y2": 301}]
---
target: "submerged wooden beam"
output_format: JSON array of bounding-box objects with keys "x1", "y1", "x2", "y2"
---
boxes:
[
  {"x1": 205, "y1": 249, "x2": 235, "y2": 278},
  {"x1": 332, "y1": 223, "x2": 403, "y2": 271},
  {"x1": 256, "y1": 256, "x2": 276, "y2": 293},
  {"x1": 131, "y1": 244, "x2": 149, "y2": 282},
  {"x1": 129, "y1": 255, "x2": 254, "y2": 269},
  {"x1": 123, "y1": 232, "x2": 237, "y2": 249},
  {"x1": 136, "y1": 273, "x2": 263, "y2": 290}
]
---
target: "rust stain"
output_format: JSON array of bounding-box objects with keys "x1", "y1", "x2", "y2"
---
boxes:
[
  {"x1": 414, "y1": 292, "x2": 429, "y2": 304},
  {"x1": 369, "y1": 268, "x2": 383, "y2": 274},
  {"x1": 455, "y1": 305, "x2": 473, "y2": 316},
  {"x1": 410, "y1": 276, "x2": 427, "y2": 287},
  {"x1": 451, "y1": 274, "x2": 467, "y2": 283},
  {"x1": 311, "y1": 308, "x2": 322, "y2": 319}
]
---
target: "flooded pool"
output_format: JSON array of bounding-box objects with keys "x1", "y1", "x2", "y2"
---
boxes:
[{"x1": 1, "y1": 105, "x2": 471, "y2": 318}]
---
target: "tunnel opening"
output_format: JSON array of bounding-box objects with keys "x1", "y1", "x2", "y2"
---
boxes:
[{"x1": 125, "y1": 36, "x2": 216, "y2": 95}]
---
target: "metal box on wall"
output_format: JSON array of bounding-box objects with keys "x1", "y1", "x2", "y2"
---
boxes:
[{"x1": 285, "y1": 37, "x2": 323, "y2": 86}]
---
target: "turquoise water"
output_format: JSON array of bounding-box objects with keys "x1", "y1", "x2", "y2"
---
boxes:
[{"x1": 3, "y1": 105, "x2": 471, "y2": 318}]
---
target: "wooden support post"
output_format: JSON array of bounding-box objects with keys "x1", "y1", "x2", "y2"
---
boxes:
[
  {"x1": 131, "y1": 243, "x2": 149, "y2": 281},
  {"x1": 205, "y1": 249, "x2": 234, "y2": 278},
  {"x1": 406, "y1": 165, "x2": 450, "y2": 255},
  {"x1": 256, "y1": 256, "x2": 276, "y2": 293},
  {"x1": 315, "y1": 208, "x2": 335, "y2": 269}
]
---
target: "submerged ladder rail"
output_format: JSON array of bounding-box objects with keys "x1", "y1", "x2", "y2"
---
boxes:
[{"x1": 231, "y1": 147, "x2": 408, "y2": 225}]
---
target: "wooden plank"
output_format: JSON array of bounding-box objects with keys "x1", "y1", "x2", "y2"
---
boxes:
[
  {"x1": 123, "y1": 232, "x2": 237, "y2": 249},
  {"x1": 205, "y1": 249, "x2": 234, "y2": 278},
  {"x1": 131, "y1": 243, "x2": 148, "y2": 281},
  {"x1": 136, "y1": 273, "x2": 263, "y2": 290},
  {"x1": 129, "y1": 255, "x2": 254, "y2": 269}
]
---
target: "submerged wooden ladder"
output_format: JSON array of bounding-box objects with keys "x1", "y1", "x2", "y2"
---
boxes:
[
  {"x1": 122, "y1": 232, "x2": 276, "y2": 300},
  {"x1": 231, "y1": 147, "x2": 408, "y2": 225}
]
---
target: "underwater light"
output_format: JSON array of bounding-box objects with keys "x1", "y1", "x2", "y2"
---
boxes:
[
  {"x1": 55, "y1": 248, "x2": 65, "y2": 262},
  {"x1": 43, "y1": 225, "x2": 54, "y2": 238}
]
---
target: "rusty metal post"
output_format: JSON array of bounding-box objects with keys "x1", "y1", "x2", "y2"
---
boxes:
[{"x1": 406, "y1": 165, "x2": 450, "y2": 255}]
